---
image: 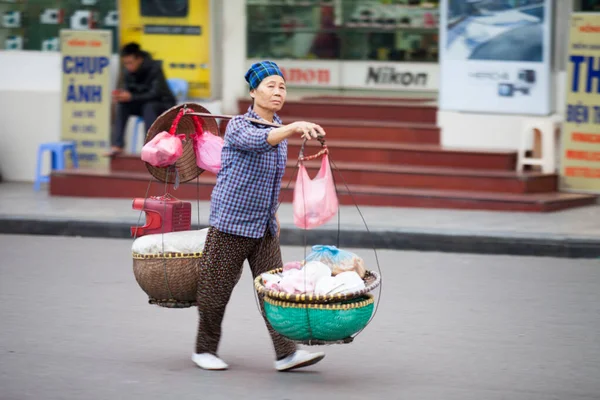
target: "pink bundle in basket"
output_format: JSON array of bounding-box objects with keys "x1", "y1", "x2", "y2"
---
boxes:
[
  {"x1": 140, "y1": 132, "x2": 183, "y2": 167},
  {"x1": 141, "y1": 108, "x2": 186, "y2": 167},
  {"x1": 189, "y1": 113, "x2": 224, "y2": 174}
]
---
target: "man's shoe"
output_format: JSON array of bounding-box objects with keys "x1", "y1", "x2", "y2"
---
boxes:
[
  {"x1": 275, "y1": 350, "x2": 325, "y2": 372},
  {"x1": 192, "y1": 353, "x2": 229, "y2": 370},
  {"x1": 103, "y1": 146, "x2": 123, "y2": 157}
]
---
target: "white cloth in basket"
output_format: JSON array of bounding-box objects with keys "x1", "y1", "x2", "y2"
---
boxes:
[{"x1": 132, "y1": 228, "x2": 209, "y2": 255}]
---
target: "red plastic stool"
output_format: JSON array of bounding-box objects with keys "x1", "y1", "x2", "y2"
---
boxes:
[{"x1": 131, "y1": 194, "x2": 191, "y2": 238}]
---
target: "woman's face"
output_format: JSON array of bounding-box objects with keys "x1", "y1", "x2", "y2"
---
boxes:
[{"x1": 251, "y1": 75, "x2": 287, "y2": 113}]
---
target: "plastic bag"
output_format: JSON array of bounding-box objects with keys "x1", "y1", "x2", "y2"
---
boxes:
[
  {"x1": 278, "y1": 261, "x2": 331, "y2": 294},
  {"x1": 194, "y1": 131, "x2": 224, "y2": 174},
  {"x1": 283, "y1": 261, "x2": 302, "y2": 272},
  {"x1": 190, "y1": 114, "x2": 224, "y2": 174},
  {"x1": 305, "y1": 245, "x2": 366, "y2": 278},
  {"x1": 293, "y1": 153, "x2": 338, "y2": 230},
  {"x1": 140, "y1": 131, "x2": 183, "y2": 167},
  {"x1": 141, "y1": 108, "x2": 187, "y2": 167},
  {"x1": 131, "y1": 228, "x2": 208, "y2": 255},
  {"x1": 314, "y1": 271, "x2": 365, "y2": 296},
  {"x1": 262, "y1": 261, "x2": 331, "y2": 294}
]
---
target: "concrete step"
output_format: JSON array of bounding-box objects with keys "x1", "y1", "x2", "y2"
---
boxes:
[
  {"x1": 49, "y1": 169, "x2": 597, "y2": 212},
  {"x1": 237, "y1": 98, "x2": 438, "y2": 124}
]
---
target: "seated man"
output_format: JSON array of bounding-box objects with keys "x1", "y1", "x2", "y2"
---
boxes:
[{"x1": 107, "y1": 42, "x2": 176, "y2": 156}]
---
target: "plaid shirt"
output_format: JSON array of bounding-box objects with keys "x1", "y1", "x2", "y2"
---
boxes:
[{"x1": 209, "y1": 107, "x2": 287, "y2": 239}]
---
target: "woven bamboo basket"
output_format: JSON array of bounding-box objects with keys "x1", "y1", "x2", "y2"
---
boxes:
[
  {"x1": 254, "y1": 268, "x2": 381, "y2": 304},
  {"x1": 132, "y1": 251, "x2": 201, "y2": 308},
  {"x1": 263, "y1": 295, "x2": 374, "y2": 344}
]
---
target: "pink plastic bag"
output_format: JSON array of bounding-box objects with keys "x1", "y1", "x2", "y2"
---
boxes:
[
  {"x1": 140, "y1": 131, "x2": 183, "y2": 167},
  {"x1": 293, "y1": 151, "x2": 339, "y2": 230},
  {"x1": 140, "y1": 109, "x2": 184, "y2": 167},
  {"x1": 189, "y1": 115, "x2": 224, "y2": 174}
]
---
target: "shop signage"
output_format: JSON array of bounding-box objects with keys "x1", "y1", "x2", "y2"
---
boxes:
[
  {"x1": 245, "y1": 59, "x2": 439, "y2": 91},
  {"x1": 559, "y1": 13, "x2": 600, "y2": 194},
  {"x1": 342, "y1": 62, "x2": 438, "y2": 91},
  {"x1": 60, "y1": 29, "x2": 112, "y2": 169},
  {"x1": 247, "y1": 59, "x2": 341, "y2": 88},
  {"x1": 280, "y1": 66, "x2": 333, "y2": 86},
  {"x1": 119, "y1": 0, "x2": 212, "y2": 99}
]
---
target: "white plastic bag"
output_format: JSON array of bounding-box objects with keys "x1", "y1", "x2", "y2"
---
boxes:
[{"x1": 131, "y1": 228, "x2": 209, "y2": 255}]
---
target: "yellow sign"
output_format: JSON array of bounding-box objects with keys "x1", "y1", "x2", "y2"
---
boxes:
[
  {"x1": 60, "y1": 29, "x2": 112, "y2": 170},
  {"x1": 118, "y1": 0, "x2": 211, "y2": 99},
  {"x1": 559, "y1": 13, "x2": 600, "y2": 193}
]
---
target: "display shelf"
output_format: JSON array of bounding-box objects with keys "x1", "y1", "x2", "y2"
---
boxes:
[
  {"x1": 249, "y1": 26, "x2": 437, "y2": 33},
  {"x1": 0, "y1": 0, "x2": 118, "y2": 52},
  {"x1": 246, "y1": 0, "x2": 439, "y2": 62},
  {"x1": 247, "y1": 0, "x2": 334, "y2": 5}
]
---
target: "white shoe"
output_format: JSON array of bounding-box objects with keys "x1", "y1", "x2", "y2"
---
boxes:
[
  {"x1": 192, "y1": 353, "x2": 229, "y2": 370},
  {"x1": 274, "y1": 350, "x2": 325, "y2": 372}
]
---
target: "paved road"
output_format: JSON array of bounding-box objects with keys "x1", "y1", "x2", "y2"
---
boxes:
[{"x1": 1, "y1": 234, "x2": 599, "y2": 400}]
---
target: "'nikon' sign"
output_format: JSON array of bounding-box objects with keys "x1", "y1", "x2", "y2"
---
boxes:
[
  {"x1": 342, "y1": 62, "x2": 438, "y2": 91},
  {"x1": 365, "y1": 66, "x2": 428, "y2": 87}
]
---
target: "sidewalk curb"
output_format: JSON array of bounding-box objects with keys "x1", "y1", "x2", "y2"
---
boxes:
[{"x1": 2, "y1": 217, "x2": 600, "y2": 259}]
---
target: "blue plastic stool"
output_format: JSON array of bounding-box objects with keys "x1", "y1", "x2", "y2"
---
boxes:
[
  {"x1": 167, "y1": 78, "x2": 189, "y2": 102},
  {"x1": 34, "y1": 141, "x2": 79, "y2": 191},
  {"x1": 131, "y1": 116, "x2": 145, "y2": 154}
]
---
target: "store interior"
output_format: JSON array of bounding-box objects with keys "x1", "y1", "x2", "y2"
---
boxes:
[{"x1": 247, "y1": 0, "x2": 440, "y2": 63}]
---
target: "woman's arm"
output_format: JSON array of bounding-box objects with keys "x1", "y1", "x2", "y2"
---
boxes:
[
  {"x1": 226, "y1": 117, "x2": 326, "y2": 153},
  {"x1": 225, "y1": 117, "x2": 275, "y2": 153}
]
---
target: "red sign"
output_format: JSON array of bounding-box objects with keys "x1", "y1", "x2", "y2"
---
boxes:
[{"x1": 280, "y1": 67, "x2": 331, "y2": 85}]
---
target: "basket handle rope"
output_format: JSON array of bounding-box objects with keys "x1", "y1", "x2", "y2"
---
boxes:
[
  {"x1": 171, "y1": 106, "x2": 206, "y2": 140},
  {"x1": 167, "y1": 107, "x2": 186, "y2": 136},
  {"x1": 298, "y1": 136, "x2": 327, "y2": 162}
]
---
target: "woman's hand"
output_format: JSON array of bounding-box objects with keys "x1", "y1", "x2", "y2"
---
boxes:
[
  {"x1": 287, "y1": 121, "x2": 326, "y2": 141},
  {"x1": 267, "y1": 120, "x2": 326, "y2": 146}
]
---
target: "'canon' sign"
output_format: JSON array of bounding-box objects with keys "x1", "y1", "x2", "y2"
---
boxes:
[{"x1": 280, "y1": 67, "x2": 331, "y2": 85}]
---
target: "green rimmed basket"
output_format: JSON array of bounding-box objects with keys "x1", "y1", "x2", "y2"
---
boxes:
[
  {"x1": 254, "y1": 268, "x2": 381, "y2": 304},
  {"x1": 263, "y1": 295, "x2": 375, "y2": 344}
]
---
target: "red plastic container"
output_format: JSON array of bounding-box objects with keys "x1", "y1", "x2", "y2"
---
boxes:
[{"x1": 131, "y1": 194, "x2": 191, "y2": 238}]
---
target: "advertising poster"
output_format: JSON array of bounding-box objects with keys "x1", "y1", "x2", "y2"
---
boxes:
[
  {"x1": 118, "y1": 0, "x2": 211, "y2": 98},
  {"x1": 60, "y1": 29, "x2": 112, "y2": 169},
  {"x1": 558, "y1": 13, "x2": 600, "y2": 194},
  {"x1": 439, "y1": 0, "x2": 552, "y2": 115}
]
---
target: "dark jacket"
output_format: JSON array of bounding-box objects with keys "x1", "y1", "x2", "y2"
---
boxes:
[{"x1": 122, "y1": 51, "x2": 176, "y2": 107}]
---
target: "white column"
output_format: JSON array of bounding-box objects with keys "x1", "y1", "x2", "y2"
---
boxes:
[{"x1": 220, "y1": 0, "x2": 248, "y2": 115}]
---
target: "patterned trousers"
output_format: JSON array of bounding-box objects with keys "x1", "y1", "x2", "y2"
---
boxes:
[{"x1": 195, "y1": 226, "x2": 297, "y2": 360}]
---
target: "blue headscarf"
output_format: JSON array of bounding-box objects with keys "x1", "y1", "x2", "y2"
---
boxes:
[{"x1": 244, "y1": 60, "x2": 285, "y2": 90}]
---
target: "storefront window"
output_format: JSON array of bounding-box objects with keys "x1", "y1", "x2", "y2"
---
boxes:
[
  {"x1": 577, "y1": 0, "x2": 600, "y2": 11},
  {"x1": 246, "y1": 0, "x2": 439, "y2": 62},
  {"x1": 0, "y1": 0, "x2": 118, "y2": 52}
]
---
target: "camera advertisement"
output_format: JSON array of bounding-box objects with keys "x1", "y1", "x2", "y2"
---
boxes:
[
  {"x1": 60, "y1": 29, "x2": 112, "y2": 169},
  {"x1": 118, "y1": 0, "x2": 211, "y2": 99},
  {"x1": 559, "y1": 13, "x2": 600, "y2": 194},
  {"x1": 438, "y1": 0, "x2": 552, "y2": 115}
]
